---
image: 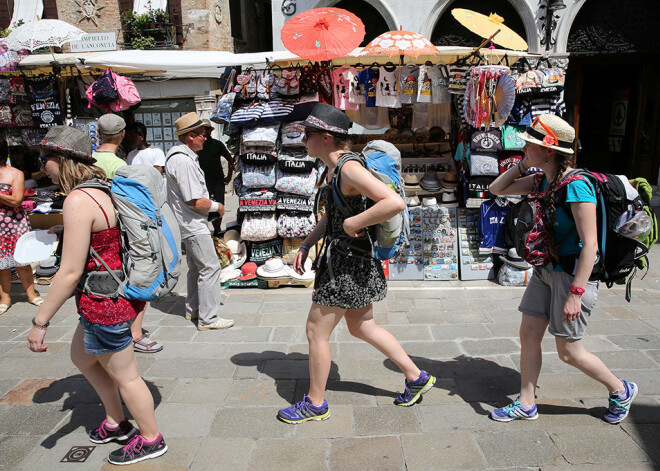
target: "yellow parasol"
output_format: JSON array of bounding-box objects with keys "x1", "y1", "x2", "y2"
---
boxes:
[{"x1": 451, "y1": 9, "x2": 528, "y2": 51}]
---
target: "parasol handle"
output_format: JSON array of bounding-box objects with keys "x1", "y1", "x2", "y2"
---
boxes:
[{"x1": 475, "y1": 29, "x2": 501, "y2": 52}]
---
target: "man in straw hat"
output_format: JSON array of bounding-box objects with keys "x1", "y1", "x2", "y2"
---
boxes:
[
  {"x1": 165, "y1": 112, "x2": 234, "y2": 331},
  {"x1": 488, "y1": 114, "x2": 638, "y2": 424}
]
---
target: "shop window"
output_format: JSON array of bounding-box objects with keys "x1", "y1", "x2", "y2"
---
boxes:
[
  {"x1": 10, "y1": 0, "x2": 43, "y2": 25},
  {"x1": 133, "y1": 0, "x2": 167, "y2": 14},
  {"x1": 334, "y1": 0, "x2": 389, "y2": 47},
  {"x1": 431, "y1": 0, "x2": 526, "y2": 47},
  {"x1": 229, "y1": 0, "x2": 243, "y2": 40},
  {"x1": 131, "y1": 98, "x2": 196, "y2": 154}
]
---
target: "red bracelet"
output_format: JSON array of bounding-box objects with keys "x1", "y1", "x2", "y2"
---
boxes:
[{"x1": 570, "y1": 286, "x2": 585, "y2": 296}]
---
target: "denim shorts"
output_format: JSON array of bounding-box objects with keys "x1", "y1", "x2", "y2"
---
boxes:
[
  {"x1": 518, "y1": 267, "x2": 599, "y2": 340},
  {"x1": 79, "y1": 316, "x2": 135, "y2": 354}
]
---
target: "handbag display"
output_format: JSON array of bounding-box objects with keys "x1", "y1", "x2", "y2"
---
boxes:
[
  {"x1": 233, "y1": 71, "x2": 257, "y2": 100},
  {"x1": 277, "y1": 154, "x2": 316, "y2": 174},
  {"x1": 256, "y1": 72, "x2": 273, "y2": 100},
  {"x1": 277, "y1": 192, "x2": 315, "y2": 213},
  {"x1": 239, "y1": 162, "x2": 276, "y2": 189},
  {"x1": 280, "y1": 121, "x2": 305, "y2": 147},
  {"x1": 470, "y1": 129, "x2": 502, "y2": 153},
  {"x1": 238, "y1": 188, "x2": 277, "y2": 213},
  {"x1": 272, "y1": 68, "x2": 299, "y2": 96},
  {"x1": 277, "y1": 213, "x2": 316, "y2": 238},
  {"x1": 241, "y1": 123, "x2": 280, "y2": 146},
  {"x1": 211, "y1": 69, "x2": 237, "y2": 124},
  {"x1": 275, "y1": 165, "x2": 318, "y2": 197},
  {"x1": 470, "y1": 153, "x2": 499, "y2": 177},
  {"x1": 230, "y1": 102, "x2": 265, "y2": 127},
  {"x1": 241, "y1": 213, "x2": 278, "y2": 241},
  {"x1": 260, "y1": 98, "x2": 295, "y2": 123}
]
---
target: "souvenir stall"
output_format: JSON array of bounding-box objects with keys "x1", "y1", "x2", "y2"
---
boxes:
[{"x1": 206, "y1": 9, "x2": 549, "y2": 288}]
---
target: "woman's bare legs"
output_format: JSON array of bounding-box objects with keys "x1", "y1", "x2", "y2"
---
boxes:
[
  {"x1": 344, "y1": 304, "x2": 421, "y2": 381},
  {"x1": 98, "y1": 345, "x2": 159, "y2": 441},
  {"x1": 16, "y1": 265, "x2": 38, "y2": 302},
  {"x1": 70, "y1": 325, "x2": 125, "y2": 425},
  {"x1": 0, "y1": 269, "x2": 11, "y2": 306},
  {"x1": 306, "y1": 303, "x2": 345, "y2": 406},
  {"x1": 555, "y1": 338, "x2": 623, "y2": 393},
  {"x1": 518, "y1": 313, "x2": 548, "y2": 407}
]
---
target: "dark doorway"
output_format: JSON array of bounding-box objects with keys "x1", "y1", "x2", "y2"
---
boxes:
[
  {"x1": 430, "y1": 0, "x2": 526, "y2": 47},
  {"x1": 334, "y1": 0, "x2": 390, "y2": 47},
  {"x1": 565, "y1": 0, "x2": 660, "y2": 182}
]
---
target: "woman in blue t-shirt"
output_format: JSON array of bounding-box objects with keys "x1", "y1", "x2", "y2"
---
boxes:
[{"x1": 488, "y1": 114, "x2": 637, "y2": 424}]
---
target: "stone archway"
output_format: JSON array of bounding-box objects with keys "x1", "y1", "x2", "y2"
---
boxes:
[
  {"x1": 314, "y1": 0, "x2": 397, "y2": 46},
  {"x1": 423, "y1": 0, "x2": 539, "y2": 52}
]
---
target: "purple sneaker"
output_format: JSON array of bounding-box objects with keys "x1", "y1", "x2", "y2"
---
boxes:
[
  {"x1": 394, "y1": 370, "x2": 436, "y2": 406},
  {"x1": 604, "y1": 379, "x2": 638, "y2": 424},
  {"x1": 277, "y1": 395, "x2": 330, "y2": 424},
  {"x1": 491, "y1": 398, "x2": 538, "y2": 422}
]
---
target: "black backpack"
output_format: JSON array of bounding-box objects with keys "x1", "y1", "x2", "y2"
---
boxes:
[{"x1": 557, "y1": 169, "x2": 650, "y2": 301}]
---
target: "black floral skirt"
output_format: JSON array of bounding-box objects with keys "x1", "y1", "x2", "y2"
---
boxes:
[{"x1": 312, "y1": 249, "x2": 387, "y2": 309}]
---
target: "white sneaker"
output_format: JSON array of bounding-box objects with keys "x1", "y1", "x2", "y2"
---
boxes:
[{"x1": 197, "y1": 318, "x2": 235, "y2": 331}]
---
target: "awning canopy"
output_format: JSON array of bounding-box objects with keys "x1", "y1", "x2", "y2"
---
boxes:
[{"x1": 18, "y1": 46, "x2": 538, "y2": 78}]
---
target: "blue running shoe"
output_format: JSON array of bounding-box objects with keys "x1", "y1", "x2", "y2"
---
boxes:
[
  {"x1": 394, "y1": 370, "x2": 436, "y2": 406},
  {"x1": 604, "y1": 379, "x2": 638, "y2": 424},
  {"x1": 491, "y1": 398, "x2": 538, "y2": 422},
  {"x1": 277, "y1": 395, "x2": 330, "y2": 424}
]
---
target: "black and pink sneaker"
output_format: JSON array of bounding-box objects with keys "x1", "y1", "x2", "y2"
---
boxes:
[
  {"x1": 107, "y1": 433, "x2": 168, "y2": 465},
  {"x1": 88, "y1": 419, "x2": 137, "y2": 444}
]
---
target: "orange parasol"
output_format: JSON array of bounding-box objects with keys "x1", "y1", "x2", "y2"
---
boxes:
[
  {"x1": 361, "y1": 29, "x2": 438, "y2": 58},
  {"x1": 451, "y1": 9, "x2": 528, "y2": 51},
  {"x1": 280, "y1": 8, "x2": 365, "y2": 62}
]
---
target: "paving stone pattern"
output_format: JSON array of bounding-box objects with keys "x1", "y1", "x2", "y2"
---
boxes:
[{"x1": 0, "y1": 234, "x2": 659, "y2": 469}]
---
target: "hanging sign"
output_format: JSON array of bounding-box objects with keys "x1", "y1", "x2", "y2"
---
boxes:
[
  {"x1": 69, "y1": 33, "x2": 117, "y2": 52},
  {"x1": 609, "y1": 88, "x2": 629, "y2": 136}
]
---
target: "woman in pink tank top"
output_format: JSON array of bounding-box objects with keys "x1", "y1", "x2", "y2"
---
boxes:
[{"x1": 26, "y1": 126, "x2": 167, "y2": 466}]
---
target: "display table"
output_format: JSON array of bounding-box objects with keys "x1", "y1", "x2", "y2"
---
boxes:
[{"x1": 29, "y1": 213, "x2": 63, "y2": 230}]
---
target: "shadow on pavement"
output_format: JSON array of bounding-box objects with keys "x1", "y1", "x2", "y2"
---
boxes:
[
  {"x1": 383, "y1": 355, "x2": 523, "y2": 415},
  {"x1": 31, "y1": 374, "x2": 163, "y2": 449},
  {"x1": 230, "y1": 350, "x2": 397, "y2": 402}
]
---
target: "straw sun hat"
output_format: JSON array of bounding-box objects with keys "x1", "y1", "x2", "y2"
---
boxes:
[
  {"x1": 174, "y1": 112, "x2": 205, "y2": 136},
  {"x1": 518, "y1": 114, "x2": 575, "y2": 155}
]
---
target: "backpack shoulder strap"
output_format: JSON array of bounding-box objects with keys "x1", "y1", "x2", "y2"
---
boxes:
[
  {"x1": 331, "y1": 152, "x2": 366, "y2": 218},
  {"x1": 164, "y1": 151, "x2": 187, "y2": 172}
]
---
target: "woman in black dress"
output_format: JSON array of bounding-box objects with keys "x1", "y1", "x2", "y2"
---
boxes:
[{"x1": 277, "y1": 104, "x2": 435, "y2": 424}]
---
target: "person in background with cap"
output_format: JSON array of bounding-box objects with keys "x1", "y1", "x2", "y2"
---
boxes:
[
  {"x1": 197, "y1": 119, "x2": 234, "y2": 237},
  {"x1": 165, "y1": 112, "x2": 234, "y2": 331},
  {"x1": 126, "y1": 122, "x2": 166, "y2": 174},
  {"x1": 488, "y1": 114, "x2": 637, "y2": 424},
  {"x1": 94, "y1": 114, "x2": 128, "y2": 180},
  {"x1": 27, "y1": 126, "x2": 167, "y2": 465},
  {"x1": 277, "y1": 103, "x2": 435, "y2": 425}
]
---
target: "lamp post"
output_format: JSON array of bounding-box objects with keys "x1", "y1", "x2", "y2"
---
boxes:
[{"x1": 543, "y1": 0, "x2": 566, "y2": 51}]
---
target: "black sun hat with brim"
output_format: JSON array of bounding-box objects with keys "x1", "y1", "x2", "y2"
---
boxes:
[{"x1": 302, "y1": 103, "x2": 351, "y2": 135}]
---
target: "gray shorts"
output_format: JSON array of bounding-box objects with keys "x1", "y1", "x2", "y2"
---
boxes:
[{"x1": 518, "y1": 267, "x2": 599, "y2": 340}]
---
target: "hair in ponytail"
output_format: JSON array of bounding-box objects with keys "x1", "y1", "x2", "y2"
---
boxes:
[{"x1": 545, "y1": 149, "x2": 573, "y2": 259}]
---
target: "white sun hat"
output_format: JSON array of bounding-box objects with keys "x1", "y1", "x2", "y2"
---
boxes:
[{"x1": 14, "y1": 230, "x2": 58, "y2": 265}]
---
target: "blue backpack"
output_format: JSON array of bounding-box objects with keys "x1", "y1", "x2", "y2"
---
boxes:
[
  {"x1": 75, "y1": 165, "x2": 182, "y2": 301},
  {"x1": 331, "y1": 140, "x2": 409, "y2": 260}
]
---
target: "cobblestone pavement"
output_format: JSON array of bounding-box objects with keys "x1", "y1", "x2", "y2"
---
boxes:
[{"x1": 0, "y1": 198, "x2": 659, "y2": 470}]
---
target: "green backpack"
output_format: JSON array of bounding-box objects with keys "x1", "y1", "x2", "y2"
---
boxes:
[{"x1": 629, "y1": 178, "x2": 657, "y2": 270}]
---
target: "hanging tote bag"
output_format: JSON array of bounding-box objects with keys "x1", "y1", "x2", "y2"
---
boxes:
[
  {"x1": 241, "y1": 213, "x2": 278, "y2": 241},
  {"x1": 260, "y1": 98, "x2": 295, "y2": 123},
  {"x1": 230, "y1": 102, "x2": 265, "y2": 127},
  {"x1": 211, "y1": 69, "x2": 237, "y2": 124}
]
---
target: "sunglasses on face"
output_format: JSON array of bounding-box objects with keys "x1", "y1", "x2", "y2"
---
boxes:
[
  {"x1": 303, "y1": 130, "x2": 322, "y2": 139},
  {"x1": 39, "y1": 155, "x2": 56, "y2": 166}
]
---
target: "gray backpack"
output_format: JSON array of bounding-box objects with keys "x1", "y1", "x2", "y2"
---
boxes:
[{"x1": 76, "y1": 165, "x2": 182, "y2": 301}]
